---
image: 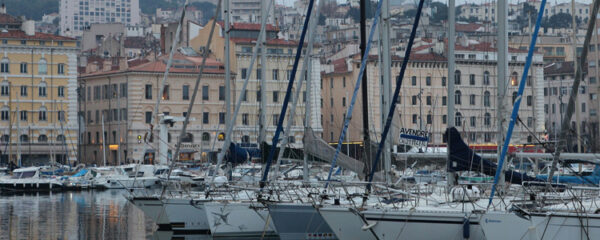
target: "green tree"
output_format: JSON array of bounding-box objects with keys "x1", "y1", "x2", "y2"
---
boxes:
[
  {"x1": 430, "y1": 2, "x2": 448, "y2": 23},
  {"x1": 4, "y1": 0, "x2": 59, "y2": 21},
  {"x1": 546, "y1": 12, "x2": 573, "y2": 28}
]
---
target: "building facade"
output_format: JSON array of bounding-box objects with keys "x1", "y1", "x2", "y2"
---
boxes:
[
  {"x1": 0, "y1": 12, "x2": 79, "y2": 166},
  {"x1": 59, "y1": 0, "x2": 141, "y2": 37},
  {"x1": 79, "y1": 54, "x2": 232, "y2": 165}
]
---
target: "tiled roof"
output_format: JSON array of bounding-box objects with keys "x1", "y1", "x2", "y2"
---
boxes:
[
  {"x1": 454, "y1": 41, "x2": 529, "y2": 53},
  {"x1": 544, "y1": 61, "x2": 588, "y2": 75},
  {"x1": 456, "y1": 23, "x2": 485, "y2": 32},
  {"x1": 231, "y1": 37, "x2": 299, "y2": 46},
  {"x1": 332, "y1": 58, "x2": 348, "y2": 73},
  {"x1": 0, "y1": 30, "x2": 76, "y2": 41},
  {"x1": 124, "y1": 36, "x2": 146, "y2": 49},
  {"x1": 217, "y1": 21, "x2": 279, "y2": 31},
  {"x1": 0, "y1": 13, "x2": 21, "y2": 25}
]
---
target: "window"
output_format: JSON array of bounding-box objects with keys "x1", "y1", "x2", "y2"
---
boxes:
[
  {"x1": 38, "y1": 135, "x2": 48, "y2": 143},
  {"x1": 454, "y1": 70, "x2": 461, "y2": 85},
  {"x1": 58, "y1": 111, "x2": 65, "y2": 122},
  {"x1": 273, "y1": 91, "x2": 279, "y2": 103},
  {"x1": 412, "y1": 95, "x2": 417, "y2": 105},
  {"x1": 510, "y1": 72, "x2": 518, "y2": 86},
  {"x1": 512, "y1": 91, "x2": 518, "y2": 104},
  {"x1": 330, "y1": 78, "x2": 334, "y2": 88},
  {"x1": 219, "y1": 112, "x2": 225, "y2": 124},
  {"x1": 470, "y1": 116, "x2": 476, "y2": 127},
  {"x1": 485, "y1": 133, "x2": 491, "y2": 142},
  {"x1": 484, "y1": 91, "x2": 490, "y2": 107},
  {"x1": 257, "y1": 90, "x2": 262, "y2": 102},
  {"x1": 39, "y1": 107, "x2": 47, "y2": 121},
  {"x1": 58, "y1": 86, "x2": 65, "y2": 97},
  {"x1": 20, "y1": 134, "x2": 29, "y2": 143},
  {"x1": 57, "y1": 135, "x2": 65, "y2": 143},
  {"x1": 120, "y1": 83, "x2": 127, "y2": 98},
  {"x1": 182, "y1": 85, "x2": 189, "y2": 100},
  {"x1": 343, "y1": 77, "x2": 346, "y2": 87},
  {"x1": 242, "y1": 135, "x2": 250, "y2": 143},
  {"x1": 483, "y1": 71, "x2": 490, "y2": 85},
  {"x1": 20, "y1": 110, "x2": 27, "y2": 121},
  {"x1": 469, "y1": 94, "x2": 475, "y2": 105},
  {"x1": 426, "y1": 96, "x2": 431, "y2": 105},
  {"x1": 591, "y1": 77, "x2": 597, "y2": 84},
  {"x1": 257, "y1": 68, "x2": 262, "y2": 80},
  {"x1": 469, "y1": 74, "x2": 475, "y2": 85},
  {"x1": 58, "y1": 63, "x2": 65, "y2": 74},
  {"x1": 526, "y1": 96, "x2": 532, "y2": 106},
  {"x1": 273, "y1": 114, "x2": 279, "y2": 125},
  {"x1": 427, "y1": 114, "x2": 432, "y2": 124},
  {"x1": 20, "y1": 86, "x2": 27, "y2": 96},
  {"x1": 455, "y1": 112, "x2": 462, "y2": 126},
  {"x1": 38, "y1": 59, "x2": 47, "y2": 74},
  {"x1": 0, "y1": 82, "x2": 8, "y2": 96},
  {"x1": 442, "y1": 77, "x2": 446, "y2": 86},
  {"x1": 20, "y1": 62, "x2": 27, "y2": 73},
  {"x1": 0, "y1": 58, "x2": 9, "y2": 73},
  {"x1": 582, "y1": 102, "x2": 586, "y2": 113},
  {"x1": 242, "y1": 113, "x2": 249, "y2": 125},
  {"x1": 0, "y1": 107, "x2": 8, "y2": 121},
  {"x1": 526, "y1": 76, "x2": 532, "y2": 86},
  {"x1": 342, "y1": 97, "x2": 346, "y2": 107},
  {"x1": 455, "y1": 90, "x2": 461, "y2": 105},
  {"x1": 241, "y1": 68, "x2": 247, "y2": 79},
  {"x1": 38, "y1": 82, "x2": 47, "y2": 97},
  {"x1": 411, "y1": 76, "x2": 417, "y2": 86},
  {"x1": 162, "y1": 85, "x2": 169, "y2": 100},
  {"x1": 202, "y1": 85, "x2": 209, "y2": 100},
  {"x1": 145, "y1": 84, "x2": 152, "y2": 99},
  {"x1": 182, "y1": 133, "x2": 194, "y2": 143},
  {"x1": 145, "y1": 111, "x2": 152, "y2": 124},
  {"x1": 203, "y1": 112, "x2": 209, "y2": 124},
  {"x1": 484, "y1": 112, "x2": 491, "y2": 126},
  {"x1": 442, "y1": 96, "x2": 447, "y2": 106},
  {"x1": 412, "y1": 114, "x2": 417, "y2": 124},
  {"x1": 272, "y1": 69, "x2": 278, "y2": 80},
  {"x1": 242, "y1": 90, "x2": 248, "y2": 101},
  {"x1": 219, "y1": 86, "x2": 225, "y2": 101},
  {"x1": 330, "y1": 98, "x2": 333, "y2": 106},
  {"x1": 442, "y1": 115, "x2": 447, "y2": 124},
  {"x1": 426, "y1": 76, "x2": 431, "y2": 86},
  {"x1": 527, "y1": 117, "x2": 533, "y2": 127}
]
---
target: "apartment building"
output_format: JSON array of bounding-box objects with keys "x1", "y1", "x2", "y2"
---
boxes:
[
  {"x1": 59, "y1": 0, "x2": 141, "y2": 37},
  {"x1": 190, "y1": 20, "x2": 322, "y2": 149},
  {"x1": 0, "y1": 11, "x2": 79, "y2": 165},
  {"x1": 78, "y1": 54, "x2": 232, "y2": 165}
]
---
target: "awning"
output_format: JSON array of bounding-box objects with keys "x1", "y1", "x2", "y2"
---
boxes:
[
  {"x1": 144, "y1": 149, "x2": 156, "y2": 153},
  {"x1": 179, "y1": 149, "x2": 197, "y2": 153}
]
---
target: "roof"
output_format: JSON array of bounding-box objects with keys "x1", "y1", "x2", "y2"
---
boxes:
[
  {"x1": 124, "y1": 36, "x2": 146, "y2": 49},
  {"x1": 217, "y1": 21, "x2": 279, "y2": 31},
  {"x1": 332, "y1": 58, "x2": 348, "y2": 73},
  {"x1": 543, "y1": 61, "x2": 586, "y2": 75},
  {"x1": 456, "y1": 23, "x2": 485, "y2": 32},
  {"x1": 0, "y1": 30, "x2": 76, "y2": 41},
  {"x1": 367, "y1": 53, "x2": 447, "y2": 62},
  {"x1": 0, "y1": 13, "x2": 21, "y2": 25},
  {"x1": 231, "y1": 37, "x2": 299, "y2": 46},
  {"x1": 454, "y1": 41, "x2": 529, "y2": 53}
]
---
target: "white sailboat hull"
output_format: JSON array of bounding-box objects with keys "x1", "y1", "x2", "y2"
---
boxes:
[
  {"x1": 318, "y1": 206, "x2": 378, "y2": 240},
  {"x1": 204, "y1": 202, "x2": 277, "y2": 237},
  {"x1": 130, "y1": 197, "x2": 211, "y2": 233}
]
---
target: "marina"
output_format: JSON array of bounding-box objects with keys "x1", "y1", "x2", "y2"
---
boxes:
[{"x1": 2, "y1": 0, "x2": 600, "y2": 239}]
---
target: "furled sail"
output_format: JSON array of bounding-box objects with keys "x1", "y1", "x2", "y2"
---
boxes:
[{"x1": 303, "y1": 127, "x2": 366, "y2": 179}]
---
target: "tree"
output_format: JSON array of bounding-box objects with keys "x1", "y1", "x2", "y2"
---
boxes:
[
  {"x1": 546, "y1": 13, "x2": 573, "y2": 29},
  {"x1": 403, "y1": 9, "x2": 418, "y2": 18},
  {"x1": 347, "y1": 7, "x2": 360, "y2": 22},
  {"x1": 430, "y1": 2, "x2": 448, "y2": 24},
  {"x1": 318, "y1": 14, "x2": 326, "y2": 25}
]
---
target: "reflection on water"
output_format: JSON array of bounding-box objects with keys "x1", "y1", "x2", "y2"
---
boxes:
[{"x1": 0, "y1": 190, "x2": 155, "y2": 240}]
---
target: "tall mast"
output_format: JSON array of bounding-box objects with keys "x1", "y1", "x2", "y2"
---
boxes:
[
  {"x1": 258, "y1": 0, "x2": 268, "y2": 145},
  {"x1": 224, "y1": 0, "x2": 231, "y2": 141},
  {"x1": 496, "y1": 0, "x2": 509, "y2": 187},
  {"x1": 447, "y1": 0, "x2": 456, "y2": 187},
  {"x1": 8, "y1": 83, "x2": 11, "y2": 166},
  {"x1": 101, "y1": 113, "x2": 107, "y2": 166},
  {"x1": 572, "y1": 0, "x2": 582, "y2": 154},
  {"x1": 380, "y1": 0, "x2": 392, "y2": 183},
  {"x1": 360, "y1": 0, "x2": 372, "y2": 176}
]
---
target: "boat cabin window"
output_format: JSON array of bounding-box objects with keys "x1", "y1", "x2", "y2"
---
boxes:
[
  {"x1": 154, "y1": 169, "x2": 168, "y2": 175},
  {"x1": 13, "y1": 171, "x2": 36, "y2": 179}
]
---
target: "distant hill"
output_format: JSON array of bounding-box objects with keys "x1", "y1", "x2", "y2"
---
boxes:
[{"x1": 4, "y1": 0, "x2": 59, "y2": 21}]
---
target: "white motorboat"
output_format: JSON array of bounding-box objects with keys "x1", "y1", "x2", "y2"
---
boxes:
[{"x1": 0, "y1": 167, "x2": 64, "y2": 192}]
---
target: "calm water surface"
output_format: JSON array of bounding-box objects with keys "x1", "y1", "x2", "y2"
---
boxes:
[{"x1": 0, "y1": 190, "x2": 156, "y2": 239}]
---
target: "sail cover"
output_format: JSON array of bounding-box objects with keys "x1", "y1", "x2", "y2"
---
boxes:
[
  {"x1": 445, "y1": 127, "x2": 540, "y2": 185},
  {"x1": 228, "y1": 143, "x2": 261, "y2": 164},
  {"x1": 304, "y1": 127, "x2": 366, "y2": 178}
]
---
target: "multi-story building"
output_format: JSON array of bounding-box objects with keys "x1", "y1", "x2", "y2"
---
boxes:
[
  {"x1": 0, "y1": 11, "x2": 79, "y2": 165},
  {"x1": 189, "y1": 20, "x2": 322, "y2": 148},
  {"x1": 59, "y1": 0, "x2": 141, "y2": 37},
  {"x1": 509, "y1": 35, "x2": 584, "y2": 63},
  {"x1": 585, "y1": 18, "x2": 600, "y2": 151},
  {"x1": 79, "y1": 54, "x2": 232, "y2": 165},
  {"x1": 543, "y1": 61, "x2": 591, "y2": 151},
  {"x1": 321, "y1": 41, "x2": 545, "y2": 149},
  {"x1": 228, "y1": 0, "x2": 275, "y2": 24}
]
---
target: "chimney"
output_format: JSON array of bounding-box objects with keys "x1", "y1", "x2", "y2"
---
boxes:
[{"x1": 0, "y1": 4, "x2": 6, "y2": 14}]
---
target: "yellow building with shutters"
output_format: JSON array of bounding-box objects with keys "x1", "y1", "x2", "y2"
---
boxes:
[{"x1": 0, "y1": 10, "x2": 79, "y2": 166}]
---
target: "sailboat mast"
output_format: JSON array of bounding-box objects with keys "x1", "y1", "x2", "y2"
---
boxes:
[
  {"x1": 572, "y1": 0, "x2": 582, "y2": 154},
  {"x1": 8, "y1": 82, "x2": 11, "y2": 166},
  {"x1": 101, "y1": 113, "x2": 106, "y2": 166},
  {"x1": 496, "y1": 0, "x2": 509, "y2": 187},
  {"x1": 447, "y1": 0, "x2": 457, "y2": 187},
  {"x1": 380, "y1": 0, "x2": 392, "y2": 183},
  {"x1": 258, "y1": 0, "x2": 268, "y2": 145},
  {"x1": 224, "y1": 0, "x2": 231, "y2": 143},
  {"x1": 360, "y1": 0, "x2": 372, "y2": 177}
]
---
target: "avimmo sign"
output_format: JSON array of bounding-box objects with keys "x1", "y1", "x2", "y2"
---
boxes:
[{"x1": 399, "y1": 128, "x2": 429, "y2": 147}]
